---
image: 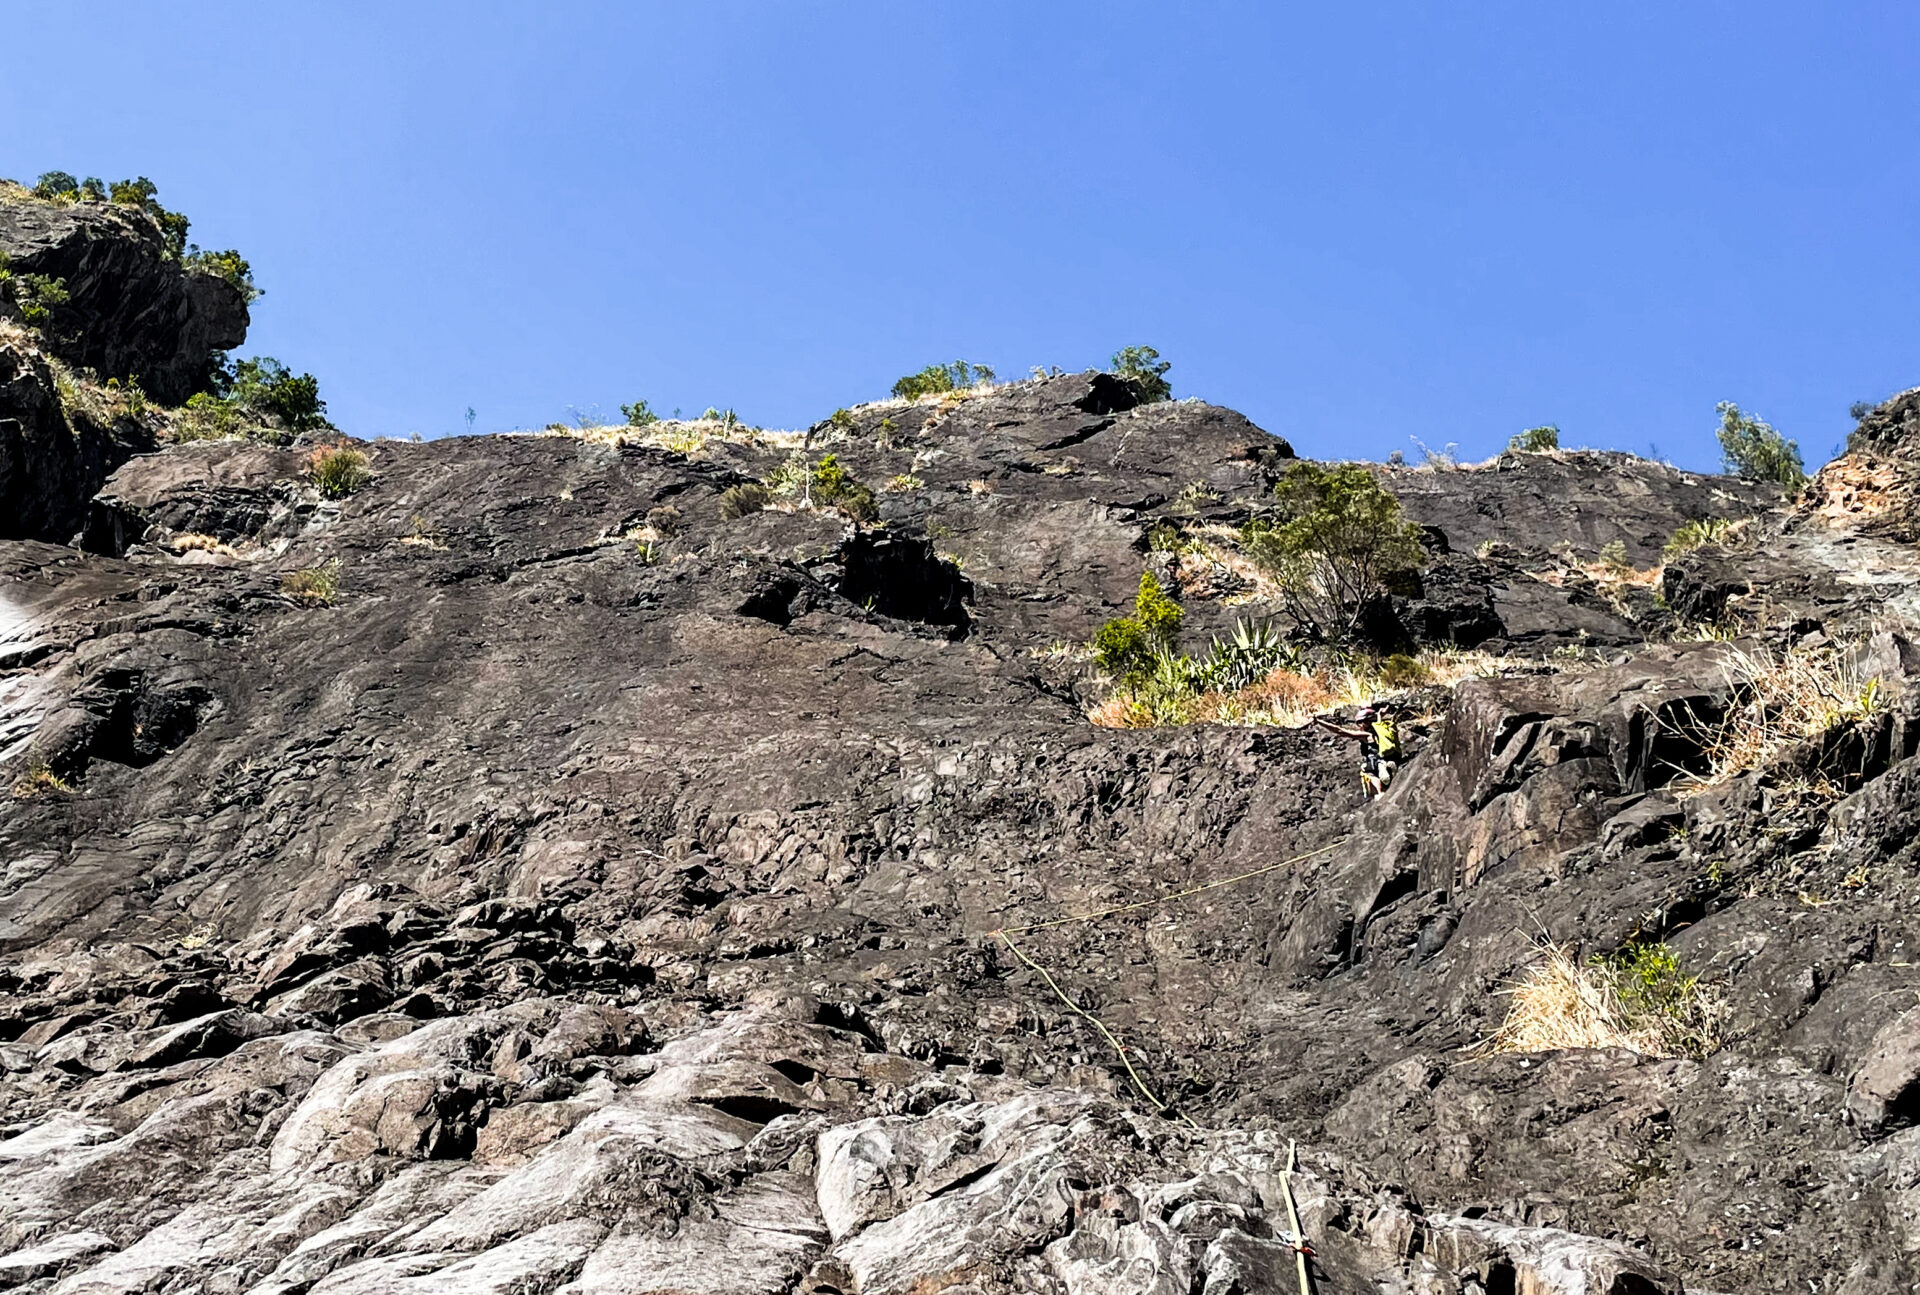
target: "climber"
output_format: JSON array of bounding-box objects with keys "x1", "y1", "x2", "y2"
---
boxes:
[{"x1": 1313, "y1": 705, "x2": 1401, "y2": 797}]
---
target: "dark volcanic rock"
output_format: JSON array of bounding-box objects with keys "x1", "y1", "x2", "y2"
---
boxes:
[
  {"x1": 8, "y1": 232, "x2": 1920, "y2": 1290},
  {"x1": 0, "y1": 198, "x2": 248, "y2": 403}
]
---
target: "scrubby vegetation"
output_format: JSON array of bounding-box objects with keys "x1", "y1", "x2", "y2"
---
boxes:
[
  {"x1": 1716, "y1": 401, "x2": 1806, "y2": 489},
  {"x1": 7, "y1": 174, "x2": 256, "y2": 298},
  {"x1": 306, "y1": 444, "x2": 372, "y2": 498},
  {"x1": 1110, "y1": 345, "x2": 1172, "y2": 402},
  {"x1": 1483, "y1": 940, "x2": 1723, "y2": 1060},
  {"x1": 1687, "y1": 643, "x2": 1887, "y2": 789},
  {"x1": 1663, "y1": 516, "x2": 1748, "y2": 560},
  {"x1": 1509, "y1": 424, "x2": 1560, "y2": 452},
  {"x1": 10, "y1": 760, "x2": 73, "y2": 801},
  {"x1": 1240, "y1": 462, "x2": 1426, "y2": 644},
  {"x1": 809, "y1": 454, "x2": 878, "y2": 522},
  {"x1": 719, "y1": 483, "x2": 772, "y2": 519},
  {"x1": 282, "y1": 560, "x2": 342, "y2": 606},
  {"x1": 170, "y1": 356, "x2": 330, "y2": 442},
  {"x1": 1093, "y1": 573, "x2": 1185, "y2": 681},
  {"x1": 620, "y1": 399, "x2": 659, "y2": 427},
  {"x1": 891, "y1": 360, "x2": 997, "y2": 401}
]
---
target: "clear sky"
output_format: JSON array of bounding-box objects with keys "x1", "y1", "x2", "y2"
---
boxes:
[{"x1": 7, "y1": 2, "x2": 1917, "y2": 469}]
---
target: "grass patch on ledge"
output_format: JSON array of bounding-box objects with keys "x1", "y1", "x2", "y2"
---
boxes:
[{"x1": 1478, "y1": 940, "x2": 1723, "y2": 1061}]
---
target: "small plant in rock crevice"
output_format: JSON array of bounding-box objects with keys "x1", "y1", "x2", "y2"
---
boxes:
[
  {"x1": 307, "y1": 444, "x2": 372, "y2": 498},
  {"x1": 1663, "y1": 516, "x2": 1750, "y2": 561},
  {"x1": 11, "y1": 761, "x2": 73, "y2": 800},
  {"x1": 719, "y1": 483, "x2": 772, "y2": 520},
  {"x1": 1679, "y1": 643, "x2": 1889, "y2": 790},
  {"x1": 282, "y1": 560, "x2": 342, "y2": 606}
]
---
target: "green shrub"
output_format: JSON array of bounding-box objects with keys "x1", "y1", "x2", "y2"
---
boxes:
[
  {"x1": 1509, "y1": 424, "x2": 1560, "y2": 452},
  {"x1": 1110, "y1": 345, "x2": 1172, "y2": 402},
  {"x1": 78, "y1": 177, "x2": 106, "y2": 202},
  {"x1": 105, "y1": 376, "x2": 147, "y2": 420},
  {"x1": 176, "y1": 391, "x2": 238, "y2": 440},
  {"x1": 621, "y1": 399, "x2": 659, "y2": 427},
  {"x1": 184, "y1": 248, "x2": 260, "y2": 302},
  {"x1": 719, "y1": 482, "x2": 772, "y2": 519},
  {"x1": 1598, "y1": 539, "x2": 1631, "y2": 571},
  {"x1": 891, "y1": 360, "x2": 996, "y2": 401},
  {"x1": 1664, "y1": 517, "x2": 1743, "y2": 561},
  {"x1": 307, "y1": 444, "x2": 372, "y2": 498},
  {"x1": 15, "y1": 273, "x2": 69, "y2": 327},
  {"x1": 214, "y1": 356, "x2": 328, "y2": 431},
  {"x1": 282, "y1": 559, "x2": 341, "y2": 606},
  {"x1": 108, "y1": 177, "x2": 190, "y2": 257},
  {"x1": 1240, "y1": 461, "x2": 1426, "y2": 644},
  {"x1": 1377, "y1": 652, "x2": 1432, "y2": 689},
  {"x1": 811, "y1": 454, "x2": 878, "y2": 522},
  {"x1": 32, "y1": 171, "x2": 79, "y2": 201},
  {"x1": 1716, "y1": 401, "x2": 1805, "y2": 489},
  {"x1": 1094, "y1": 572, "x2": 1183, "y2": 679},
  {"x1": 1599, "y1": 941, "x2": 1721, "y2": 1059}
]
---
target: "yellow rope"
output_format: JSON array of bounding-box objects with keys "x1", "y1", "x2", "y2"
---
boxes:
[
  {"x1": 995, "y1": 928, "x2": 1193, "y2": 1125},
  {"x1": 989, "y1": 841, "x2": 1343, "y2": 1128},
  {"x1": 1281, "y1": 1139, "x2": 1313, "y2": 1295}
]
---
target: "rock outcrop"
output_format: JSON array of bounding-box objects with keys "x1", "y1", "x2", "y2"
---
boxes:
[
  {"x1": 5, "y1": 187, "x2": 1920, "y2": 1293},
  {"x1": 0, "y1": 197, "x2": 248, "y2": 544}
]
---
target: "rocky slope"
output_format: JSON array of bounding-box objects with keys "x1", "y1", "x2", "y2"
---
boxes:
[{"x1": 3, "y1": 194, "x2": 1920, "y2": 1294}]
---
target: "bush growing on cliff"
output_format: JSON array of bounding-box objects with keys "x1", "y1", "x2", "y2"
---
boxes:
[
  {"x1": 108, "y1": 177, "x2": 191, "y2": 258},
  {"x1": 1716, "y1": 401, "x2": 1805, "y2": 489},
  {"x1": 719, "y1": 482, "x2": 772, "y2": 519},
  {"x1": 891, "y1": 360, "x2": 995, "y2": 401},
  {"x1": 1482, "y1": 939, "x2": 1721, "y2": 1060},
  {"x1": 307, "y1": 444, "x2": 372, "y2": 498},
  {"x1": 1093, "y1": 572, "x2": 1183, "y2": 679},
  {"x1": 282, "y1": 559, "x2": 342, "y2": 606},
  {"x1": 1509, "y1": 424, "x2": 1559, "y2": 452},
  {"x1": 810, "y1": 454, "x2": 878, "y2": 522},
  {"x1": 32, "y1": 172, "x2": 80, "y2": 201},
  {"x1": 184, "y1": 248, "x2": 260, "y2": 302},
  {"x1": 1663, "y1": 516, "x2": 1747, "y2": 560},
  {"x1": 14, "y1": 273, "x2": 69, "y2": 327},
  {"x1": 1241, "y1": 462, "x2": 1425, "y2": 644},
  {"x1": 620, "y1": 399, "x2": 659, "y2": 427},
  {"x1": 1110, "y1": 346, "x2": 1172, "y2": 403},
  {"x1": 221, "y1": 357, "x2": 327, "y2": 430}
]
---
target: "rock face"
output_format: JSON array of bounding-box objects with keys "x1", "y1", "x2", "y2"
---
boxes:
[
  {"x1": 0, "y1": 199, "x2": 248, "y2": 405},
  {"x1": 5, "y1": 201, "x2": 1920, "y2": 1293},
  {"x1": 0, "y1": 197, "x2": 248, "y2": 544}
]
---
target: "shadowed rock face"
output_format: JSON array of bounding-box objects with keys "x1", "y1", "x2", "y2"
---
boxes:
[
  {"x1": 0, "y1": 200, "x2": 248, "y2": 405},
  {"x1": 6, "y1": 224, "x2": 1920, "y2": 1294},
  {"x1": 0, "y1": 197, "x2": 248, "y2": 544}
]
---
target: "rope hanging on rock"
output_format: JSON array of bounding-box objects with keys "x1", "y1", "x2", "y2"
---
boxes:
[{"x1": 989, "y1": 841, "x2": 1343, "y2": 1122}]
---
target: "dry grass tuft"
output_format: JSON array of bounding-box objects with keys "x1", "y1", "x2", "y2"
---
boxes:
[
  {"x1": 10, "y1": 762, "x2": 72, "y2": 800},
  {"x1": 1479, "y1": 941, "x2": 1722, "y2": 1060},
  {"x1": 282, "y1": 559, "x2": 342, "y2": 606},
  {"x1": 167, "y1": 532, "x2": 239, "y2": 557},
  {"x1": 1685, "y1": 643, "x2": 1887, "y2": 787}
]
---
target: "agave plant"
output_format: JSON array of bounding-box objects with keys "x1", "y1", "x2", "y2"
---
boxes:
[{"x1": 1200, "y1": 618, "x2": 1298, "y2": 692}]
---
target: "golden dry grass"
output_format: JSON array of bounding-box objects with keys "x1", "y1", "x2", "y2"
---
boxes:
[
  {"x1": 1683, "y1": 643, "x2": 1888, "y2": 787},
  {"x1": 1478, "y1": 941, "x2": 1723, "y2": 1060},
  {"x1": 10, "y1": 763, "x2": 72, "y2": 800},
  {"x1": 1086, "y1": 648, "x2": 1507, "y2": 730}
]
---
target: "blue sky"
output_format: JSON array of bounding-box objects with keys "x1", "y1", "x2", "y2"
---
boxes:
[{"x1": 7, "y1": 2, "x2": 1917, "y2": 469}]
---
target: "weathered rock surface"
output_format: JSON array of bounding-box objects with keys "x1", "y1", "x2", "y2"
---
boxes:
[{"x1": 8, "y1": 195, "x2": 1920, "y2": 1292}]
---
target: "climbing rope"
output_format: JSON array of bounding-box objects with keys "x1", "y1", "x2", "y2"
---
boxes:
[{"x1": 989, "y1": 841, "x2": 1343, "y2": 1123}]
